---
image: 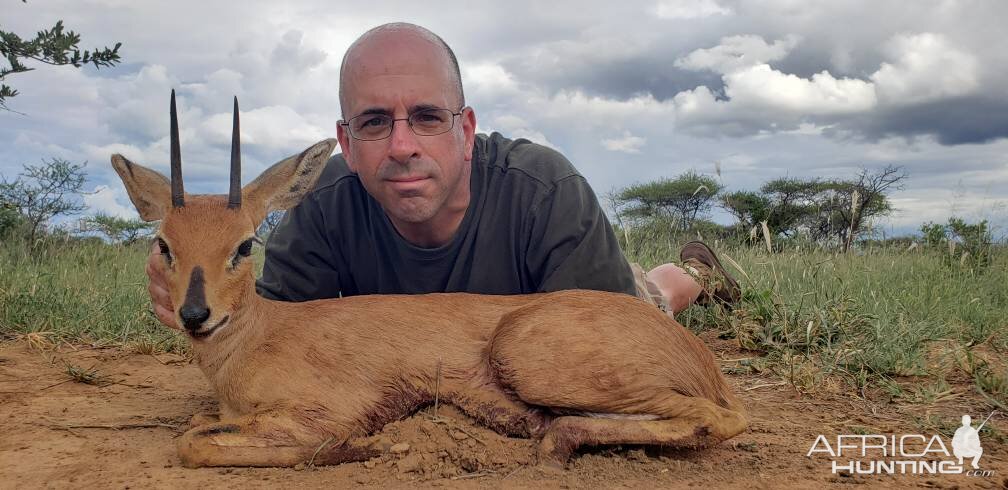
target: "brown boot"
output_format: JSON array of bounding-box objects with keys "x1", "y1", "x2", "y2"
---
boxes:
[{"x1": 680, "y1": 241, "x2": 742, "y2": 308}]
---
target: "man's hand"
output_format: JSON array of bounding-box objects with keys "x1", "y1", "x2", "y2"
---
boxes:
[{"x1": 146, "y1": 241, "x2": 180, "y2": 330}]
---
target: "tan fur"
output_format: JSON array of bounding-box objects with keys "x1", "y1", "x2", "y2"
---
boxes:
[{"x1": 112, "y1": 138, "x2": 748, "y2": 468}]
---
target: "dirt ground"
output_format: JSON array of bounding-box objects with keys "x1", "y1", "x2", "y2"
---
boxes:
[{"x1": 1, "y1": 335, "x2": 1004, "y2": 489}]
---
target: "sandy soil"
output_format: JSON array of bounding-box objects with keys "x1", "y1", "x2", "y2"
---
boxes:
[{"x1": 0, "y1": 335, "x2": 1004, "y2": 489}]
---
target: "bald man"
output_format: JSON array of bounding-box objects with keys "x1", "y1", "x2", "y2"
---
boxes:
[{"x1": 146, "y1": 23, "x2": 739, "y2": 329}]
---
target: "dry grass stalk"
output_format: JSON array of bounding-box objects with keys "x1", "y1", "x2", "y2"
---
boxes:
[{"x1": 760, "y1": 221, "x2": 773, "y2": 253}]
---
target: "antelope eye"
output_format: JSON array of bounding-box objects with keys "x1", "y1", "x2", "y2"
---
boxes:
[
  {"x1": 157, "y1": 238, "x2": 173, "y2": 265},
  {"x1": 231, "y1": 238, "x2": 254, "y2": 269},
  {"x1": 237, "y1": 239, "x2": 253, "y2": 257}
]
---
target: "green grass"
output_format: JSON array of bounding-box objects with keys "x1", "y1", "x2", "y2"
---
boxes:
[
  {"x1": 622, "y1": 224, "x2": 1007, "y2": 406},
  {"x1": 0, "y1": 235, "x2": 186, "y2": 353}
]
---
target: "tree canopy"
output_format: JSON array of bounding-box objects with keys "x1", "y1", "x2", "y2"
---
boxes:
[{"x1": 614, "y1": 170, "x2": 723, "y2": 231}]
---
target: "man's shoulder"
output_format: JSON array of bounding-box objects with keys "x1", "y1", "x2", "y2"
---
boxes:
[
  {"x1": 309, "y1": 153, "x2": 361, "y2": 196},
  {"x1": 478, "y1": 132, "x2": 582, "y2": 189}
]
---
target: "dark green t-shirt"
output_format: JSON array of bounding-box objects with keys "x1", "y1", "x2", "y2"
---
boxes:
[{"x1": 256, "y1": 132, "x2": 635, "y2": 301}]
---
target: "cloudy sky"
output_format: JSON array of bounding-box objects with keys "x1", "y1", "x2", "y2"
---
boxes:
[{"x1": 3, "y1": 0, "x2": 1006, "y2": 236}]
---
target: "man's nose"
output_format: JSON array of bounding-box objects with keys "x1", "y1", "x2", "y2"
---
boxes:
[{"x1": 387, "y1": 118, "x2": 421, "y2": 163}]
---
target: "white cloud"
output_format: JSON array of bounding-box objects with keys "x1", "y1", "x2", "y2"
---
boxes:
[
  {"x1": 602, "y1": 131, "x2": 646, "y2": 154},
  {"x1": 870, "y1": 32, "x2": 979, "y2": 105},
  {"x1": 671, "y1": 34, "x2": 876, "y2": 136},
  {"x1": 270, "y1": 30, "x2": 328, "y2": 73},
  {"x1": 675, "y1": 35, "x2": 799, "y2": 74},
  {"x1": 533, "y1": 90, "x2": 676, "y2": 133},
  {"x1": 201, "y1": 105, "x2": 328, "y2": 151},
  {"x1": 464, "y1": 62, "x2": 519, "y2": 96},
  {"x1": 654, "y1": 0, "x2": 732, "y2": 19},
  {"x1": 483, "y1": 114, "x2": 560, "y2": 150},
  {"x1": 724, "y1": 65, "x2": 876, "y2": 114},
  {"x1": 83, "y1": 185, "x2": 137, "y2": 220}
]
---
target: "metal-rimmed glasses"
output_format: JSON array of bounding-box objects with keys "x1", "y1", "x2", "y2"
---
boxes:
[{"x1": 340, "y1": 107, "x2": 465, "y2": 141}]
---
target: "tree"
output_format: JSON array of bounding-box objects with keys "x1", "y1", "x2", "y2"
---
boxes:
[
  {"x1": 80, "y1": 213, "x2": 154, "y2": 245},
  {"x1": 0, "y1": 200, "x2": 25, "y2": 238},
  {"x1": 615, "y1": 171, "x2": 723, "y2": 230},
  {"x1": 751, "y1": 166, "x2": 906, "y2": 250},
  {"x1": 719, "y1": 190, "x2": 771, "y2": 230},
  {"x1": 841, "y1": 165, "x2": 907, "y2": 252},
  {"x1": 802, "y1": 165, "x2": 906, "y2": 251},
  {"x1": 759, "y1": 177, "x2": 819, "y2": 238},
  {"x1": 946, "y1": 217, "x2": 993, "y2": 269},
  {"x1": 920, "y1": 221, "x2": 947, "y2": 248},
  {"x1": 1, "y1": 13, "x2": 122, "y2": 110},
  {"x1": 0, "y1": 157, "x2": 87, "y2": 243}
]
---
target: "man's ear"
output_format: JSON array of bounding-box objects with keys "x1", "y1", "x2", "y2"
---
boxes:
[
  {"x1": 336, "y1": 123, "x2": 357, "y2": 173},
  {"x1": 110, "y1": 154, "x2": 171, "y2": 222},
  {"x1": 243, "y1": 138, "x2": 338, "y2": 221}
]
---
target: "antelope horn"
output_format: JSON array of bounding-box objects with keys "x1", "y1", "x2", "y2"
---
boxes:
[
  {"x1": 170, "y1": 89, "x2": 184, "y2": 207},
  {"x1": 228, "y1": 96, "x2": 241, "y2": 209}
]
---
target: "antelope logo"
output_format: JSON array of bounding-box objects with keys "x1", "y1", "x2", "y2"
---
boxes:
[{"x1": 110, "y1": 91, "x2": 747, "y2": 468}]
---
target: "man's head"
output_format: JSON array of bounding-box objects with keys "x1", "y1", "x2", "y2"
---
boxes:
[
  {"x1": 963, "y1": 414, "x2": 972, "y2": 427},
  {"x1": 336, "y1": 23, "x2": 477, "y2": 245}
]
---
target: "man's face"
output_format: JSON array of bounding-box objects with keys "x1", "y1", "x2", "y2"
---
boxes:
[{"x1": 337, "y1": 34, "x2": 476, "y2": 228}]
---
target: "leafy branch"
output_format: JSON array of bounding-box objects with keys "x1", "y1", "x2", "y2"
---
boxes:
[{"x1": 1, "y1": 17, "x2": 122, "y2": 110}]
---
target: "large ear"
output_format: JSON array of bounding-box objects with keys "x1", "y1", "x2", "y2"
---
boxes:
[
  {"x1": 110, "y1": 154, "x2": 171, "y2": 222},
  {"x1": 243, "y1": 138, "x2": 337, "y2": 219}
]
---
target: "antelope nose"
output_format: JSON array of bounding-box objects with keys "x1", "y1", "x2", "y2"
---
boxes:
[{"x1": 180, "y1": 304, "x2": 211, "y2": 331}]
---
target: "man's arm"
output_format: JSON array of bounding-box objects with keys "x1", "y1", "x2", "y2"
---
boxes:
[
  {"x1": 524, "y1": 174, "x2": 636, "y2": 295},
  {"x1": 257, "y1": 192, "x2": 343, "y2": 302}
]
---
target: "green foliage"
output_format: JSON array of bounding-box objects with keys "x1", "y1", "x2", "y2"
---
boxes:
[
  {"x1": 920, "y1": 221, "x2": 947, "y2": 247},
  {"x1": 614, "y1": 170, "x2": 723, "y2": 230},
  {"x1": 947, "y1": 217, "x2": 993, "y2": 269},
  {"x1": 725, "y1": 165, "x2": 907, "y2": 250},
  {"x1": 81, "y1": 213, "x2": 154, "y2": 245},
  {"x1": 719, "y1": 190, "x2": 771, "y2": 230},
  {"x1": 1, "y1": 17, "x2": 122, "y2": 110},
  {"x1": 0, "y1": 157, "x2": 87, "y2": 244},
  {"x1": 0, "y1": 201, "x2": 26, "y2": 238},
  {"x1": 758, "y1": 177, "x2": 818, "y2": 238},
  {"x1": 919, "y1": 217, "x2": 994, "y2": 270}
]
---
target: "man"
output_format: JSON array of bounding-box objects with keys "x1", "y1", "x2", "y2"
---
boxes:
[{"x1": 146, "y1": 23, "x2": 739, "y2": 329}]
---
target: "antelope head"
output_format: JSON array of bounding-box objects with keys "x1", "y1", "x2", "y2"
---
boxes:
[{"x1": 111, "y1": 90, "x2": 336, "y2": 339}]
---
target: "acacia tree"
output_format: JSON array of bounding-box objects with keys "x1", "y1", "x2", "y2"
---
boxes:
[
  {"x1": 719, "y1": 190, "x2": 771, "y2": 231},
  {"x1": 759, "y1": 177, "x2": 819, "y2": 237},
  {"x1": 615, "y1": 171, "x2": 723, "y2": 230},
  {"x1": 1, "y1": 9, "x2": 122, "y2": 110},
  {"x1": 799, "y1": 166, "x2": 906, "y2": 250},
  {"x1": 840, "y1": 165, "x2": 907, "y2": 252},
  {"x1": 0, "y1": 158, "x2": 87, "y2": 243},
  {"x1": 80, "y1": 213, "x2": 154, "y2": 245}
]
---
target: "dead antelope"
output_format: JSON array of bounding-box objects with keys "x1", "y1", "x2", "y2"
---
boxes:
[{"x1": 111, "y1": 91, "x2": 748, "y2": 468}]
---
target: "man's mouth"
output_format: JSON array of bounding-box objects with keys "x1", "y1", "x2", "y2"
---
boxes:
[
  {"x1": 386, "y1": 176, "x2": 430, "y2": 192},
  {"x1": 190, "y1": 315, "x2": 229, "y2": 340}
]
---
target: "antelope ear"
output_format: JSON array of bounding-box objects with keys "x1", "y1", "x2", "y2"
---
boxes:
[
  {"x1": 242, "y1": 138, "x2": 337, "y2": 220},
  {"x1": 110, "y1": 154, "x2": 171, "y2": 222}
]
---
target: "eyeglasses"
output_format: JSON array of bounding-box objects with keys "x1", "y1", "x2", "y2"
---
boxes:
[{"x1": 340, "y1": 107, "x2": 464, "y2": 141}]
